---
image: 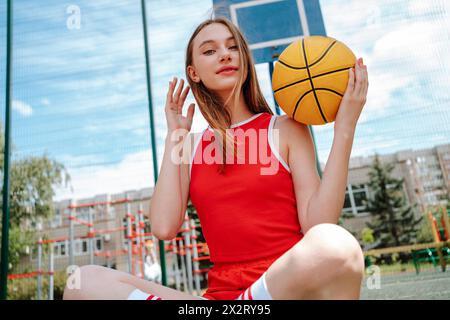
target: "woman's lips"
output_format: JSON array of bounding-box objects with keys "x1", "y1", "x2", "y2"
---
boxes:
[{"x1": 217, "y1": 69, "x2": 237, "y2": 76}]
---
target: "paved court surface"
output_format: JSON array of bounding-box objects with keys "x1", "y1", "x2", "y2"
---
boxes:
[{"x1": 360, "y1": 268, "x2": 450, "y2": 300}]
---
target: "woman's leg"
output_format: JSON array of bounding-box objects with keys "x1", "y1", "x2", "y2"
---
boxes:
[
  {"x1": 63, "y1": 265, "x2": 205, "y2": 300},
  {"x1": 264, "y1": 223, "x2": 365, "y2": 300}
]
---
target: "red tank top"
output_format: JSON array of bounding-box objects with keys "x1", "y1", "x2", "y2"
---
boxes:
[{"x1": 189, "y1": 112, "x2": 304, "y2": 263}]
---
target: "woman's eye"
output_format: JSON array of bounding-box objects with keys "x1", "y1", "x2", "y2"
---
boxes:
[{"x1": 203, "y1": 46, "x2": 238, "y2": 55}]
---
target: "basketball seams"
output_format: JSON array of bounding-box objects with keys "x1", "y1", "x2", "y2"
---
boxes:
[
  {"x1": 292, "y1": 89, "x2": 312, "y2": 120},
  {"x1": 277, "y1": 39, "x2": 337, "y2": 70},
  {"x1": 292, "y1": 88, "x2": 343, "y2": 121},
  {"x1": 278, "y1": 59, "x2": 307, "y2": 70},
  {"x1": 315, "y1": 88, "x2": 343, "y2": 97},
  {"x1": 308, "y1": 40, "x2": 338, "y2": 68},
  {"x1": 274, "y1": 76, "x2": 310, "y2": 94},
  {"x1": 273, "y1": 67, "x2": 350, "y2": 94},
  {"x1": 300, "y1": 38, "x2": 328, "y2": 123}
]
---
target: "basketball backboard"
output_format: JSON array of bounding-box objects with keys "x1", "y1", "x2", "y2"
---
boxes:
[{"x1": 213, "y1": 0, "x2": 327, "y2": 64}]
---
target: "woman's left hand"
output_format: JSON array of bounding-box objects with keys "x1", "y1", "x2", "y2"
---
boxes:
[{"x1": 334, "y1": 57, "x2": 368, "y2": 131}]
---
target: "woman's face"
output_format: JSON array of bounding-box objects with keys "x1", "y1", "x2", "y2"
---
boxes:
[{"x1": 188, "y1": 23, "x2": 242, "y2": 96}]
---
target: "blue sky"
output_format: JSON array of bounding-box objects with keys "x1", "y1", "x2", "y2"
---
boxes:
[{"x1": 0, "y1": 0, "x2": 449, "y2": 201}]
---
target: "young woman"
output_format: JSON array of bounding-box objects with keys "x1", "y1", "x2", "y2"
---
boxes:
[{"x1": 63, "y1": 17, "x2": 368, "y2": 300}]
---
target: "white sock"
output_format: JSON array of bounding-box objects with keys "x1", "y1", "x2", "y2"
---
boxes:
[
  {"x1": 236, "y1": 272, "x2": 273, "y2": 300},
  {"x1": 127, "y1": 288, "x2": 162, "y2": 300}
]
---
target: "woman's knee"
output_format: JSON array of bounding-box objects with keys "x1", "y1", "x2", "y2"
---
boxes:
[
  {"x1": 294, "y1": 223, "x2": 365, "y2": 277},
  {"x1": 63, "y1": 264, "x2": 109, "y2": 300}
]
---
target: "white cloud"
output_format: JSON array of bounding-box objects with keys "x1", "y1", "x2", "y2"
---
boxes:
[
  {"x1": 407, "y1": 0, "x2": 448, "y2": 18},
  {"x1": 372, "y1": 21, "x2": 446, "y2": 73},
  {"x1": 359, "y1": 71, "x2": 414, "y2": 123},
  {"x1": 41, "y1": 98, "x2": 50, "y2": 106},
  {"x1": 56, "y1": 153, "x2": 108, "y2": 168},
  {"x1": 13, "y1": 100, "x2": 33, "y2": 117},
  {"x1": 54, "y1": 149, "x2": 154, "y2": 201},
  {"x1": 51, "y1": 68, "x2": 145, "y2": 92}
]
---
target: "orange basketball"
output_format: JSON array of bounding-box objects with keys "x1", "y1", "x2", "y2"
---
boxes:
[{"x1": 272, "y1": 36, "x2": 356, "y2": 125}]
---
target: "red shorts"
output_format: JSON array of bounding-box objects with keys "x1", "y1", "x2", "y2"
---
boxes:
[{"x1": 201, "y1": 253, "x2": 280, "y2": 300}]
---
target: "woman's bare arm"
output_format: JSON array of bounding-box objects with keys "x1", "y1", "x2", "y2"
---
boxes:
[
  {"x1": 148, "y1": 77, "x2": 195, "y2": 240},
  {"x1": 149, "y1": 131, "x2": 192, "y2": 240},
  {"x1": 288, "y1": 58, "x2": 368, "y2": 233}
]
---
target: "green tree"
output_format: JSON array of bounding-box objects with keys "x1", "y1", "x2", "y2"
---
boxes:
[
  {"x1": 6, "y1": 225, "x2": 34, "y2": 272},
  {"x1": 7, "y1": 270, "x2": 67, "y2": 300},
  {"x1": 0, "y1": 127, "x2": 70, "y2": 272},
  {"x1": 8, "y1": 155, "x2": 70, "y2": 226},
  {"x1": 415, "y1": 214, "x2": 434, "y2": 244},
  {"x1": 361, "y1": 227, "x2": 375, "y2": 244},
  {"x1": 365, "y1": 154, "x2": 422, "y2": 249}
]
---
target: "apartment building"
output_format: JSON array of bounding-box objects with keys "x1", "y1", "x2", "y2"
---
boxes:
[{"x1": 341, "y1": 143, "x2": 450, "y2": 237}]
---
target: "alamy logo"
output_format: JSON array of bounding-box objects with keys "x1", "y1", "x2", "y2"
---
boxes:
[
  {"x1": 170, "y1": 127, "x2": 281, "y2": 175},
  {"x1": 66, "y1": 265, "x2": 81, "y2": 290},
  {"x1": 66, "y1": 5, "x2": 81, "y2": 30},
  {"x1": 365, "y1": 265, "x2": 381, "y2": 290}
]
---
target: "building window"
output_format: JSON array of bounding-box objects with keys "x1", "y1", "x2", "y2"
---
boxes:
[
  {"x1": 344, "y1": 193, "x2": 351, "y2": 209},
  {"x1": 342, "y1": 184, "x2": 369, "y2": 216},
  {"x1": 353, "y1": 190, "x2": 367, "y2": 207},
  {"x1": 53, "y1": 245, "x2": 59, "y2": 256},
  {"x1": 50, "y1": 237, "x2": 103, "y2": 258},
  {"x1": 109, "y1": 206, "x2": 116, "y2": 218},
  {"x1": 74, "y1": 240, "x2": 81, "y2": 255},
  {"x1": 96, "y1": 238, "x2": 103, "y2": 251}
]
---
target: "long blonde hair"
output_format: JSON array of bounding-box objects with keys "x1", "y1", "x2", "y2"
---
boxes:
[{"x1": 185, "y1": 17, "x2": 273, "y2": 174}]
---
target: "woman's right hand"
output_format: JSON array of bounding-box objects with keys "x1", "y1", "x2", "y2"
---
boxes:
[{"x1": 165, "y1": 77, "x2": 195, "y2": 133}]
